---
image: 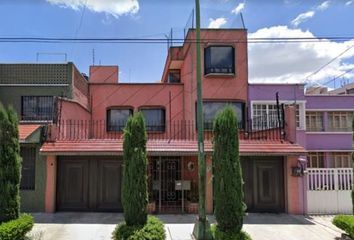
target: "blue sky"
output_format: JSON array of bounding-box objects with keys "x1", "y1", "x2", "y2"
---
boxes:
[{"x1": 0, "y1": 0, "x2": 354, "y2": 87}]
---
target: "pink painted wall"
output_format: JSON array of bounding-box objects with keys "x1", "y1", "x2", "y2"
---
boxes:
[
  {"x1": 45, "y1": 155, "x2": 57, "y2": 213},
  {"x1": 286, "y1": 156, "x2": 305, "y2": 214},
  {"x1": 59, "y1": 99, "x2": 91, "y2": 121},
  {"x1": 90, "y1": 66, "x2": 119, "y2": 84},
  {"x1": 179, "y1": 29, "x2": 248, "y2": 120},
  {"x1": 90, "y1": 83, "x2": 184, "y2": 122},
  {"x1": 72, "y1": 65, "x2": 90, "y2": 109}
]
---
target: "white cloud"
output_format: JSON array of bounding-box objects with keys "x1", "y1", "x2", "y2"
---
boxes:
[
  {"x1": 208, "y1": 18, "x2": 227, "y2": 29},
  {"x1": 317, "y1": 1, "x2": 330, "y2": 11},
  {"x1": 231, "y1": 2, "x2": 245, "y2": 14},
  {"x1": 291, "y1": 11, "x2": 315, "y2": 26},
  {"x1": 346, "y1": 0, "x2": 353, "y2": 5},
  {"x1": 46, "y1": 0, "x2": 139, "y2": 18},
  {"x1": 248, "y1": 25, "x2": 354, "y2": 84}
]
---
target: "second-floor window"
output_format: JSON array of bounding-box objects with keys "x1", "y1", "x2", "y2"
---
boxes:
[
  {"x1": 140, "y1": 108, "x2": 166, "y2": 132},
  {"x1": 21, "y1": 96, "x2": 54, "y2": 121},
  {"x1": 328, "y1": 112, "x2": 352, "y2": 132},
  {"x1": 204, "y1": 46, "x2": 235, "y2": 75},
  {"x1": 306, "y1": 111, "x2": 324, "y2": 132},
  {"x1": 168, "y1": 70, "x2": 181, "y2": 83},
  {"x1": 107, "y1": 108, "x2": 133, "y2": 131},
  {"x1": 202, "y1": 101, "x2": 244, "y2": 130}
]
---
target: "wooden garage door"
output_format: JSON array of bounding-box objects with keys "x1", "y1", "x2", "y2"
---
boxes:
[
  {"x1": 57, "y1": 156, "x2": 122, "y2": 212},
  {"x1": 242, "y1": 157, "x2": 285, "y2": 213}
]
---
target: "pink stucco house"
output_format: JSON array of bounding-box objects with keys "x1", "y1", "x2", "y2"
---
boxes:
[{"x1": 38, "y1": 29, "x2": 306, "y2": 214}]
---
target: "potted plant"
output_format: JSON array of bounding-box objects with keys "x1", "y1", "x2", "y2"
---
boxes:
[{"x1": 185, "y1": 188, "x2": 198, "y2": 214}]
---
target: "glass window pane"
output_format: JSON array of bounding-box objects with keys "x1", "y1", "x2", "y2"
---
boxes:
[
  {"x1": 22, "y1": 96, "x2": 54, "y2": 121},
  {"x1": 140, "y1": 108, "x2": 165, "y2": 132},
  {"x1": 205, "y1": 46, "x2": 235, "y2": 74},
  {"x1": 202, "y1": 102, "x2": 244, "y2": 129},
  {"x1": 107, "y1": 109, "x2": 132, "y2": 131}
]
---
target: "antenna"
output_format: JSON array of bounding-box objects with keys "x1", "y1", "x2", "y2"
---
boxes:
[
  {"x1": 240, "y1": 13, "x2": 246, "y2": 29},
  {"x1": 92, "y1": 48, "x2": 95, "y2": 66}
]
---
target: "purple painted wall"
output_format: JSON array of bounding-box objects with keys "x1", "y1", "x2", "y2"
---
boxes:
[
  {"x1": 306, "y1": 95, "x2": 354, "y2": 109},
  {"x1": 306, "y1": 133, "x2": 353, "y2": 150},
  {"x1": 248, "y1": 84, "x2": 306, "y2": 101}
]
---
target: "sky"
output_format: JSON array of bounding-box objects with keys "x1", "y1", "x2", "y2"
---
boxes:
[{"x1": 0, "y1": 0, "x2": 354, "y2": 88}]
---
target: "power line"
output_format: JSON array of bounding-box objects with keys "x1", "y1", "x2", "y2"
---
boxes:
[
  {"x1": 304, "y1": 44, "x2": 354, "y2": 83},
  {"x1": 0, "y1": 36, "x2": 353, "y2": 44}
]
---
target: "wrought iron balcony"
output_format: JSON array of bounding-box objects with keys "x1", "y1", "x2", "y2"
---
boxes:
[{"x1": 47, "y1": 116, "x2": 285, "y2": 142}]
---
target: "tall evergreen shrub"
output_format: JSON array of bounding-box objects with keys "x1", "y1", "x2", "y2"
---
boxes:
[
  {"x1": 122, "y1": 112, "x2": 148, "y2": 226},
  {"x1": 0, "y1": 104, "x2": 21, "y2": 224},
  {"x1": 213, "y1": 106, "x2": 245, "y2": 233}
]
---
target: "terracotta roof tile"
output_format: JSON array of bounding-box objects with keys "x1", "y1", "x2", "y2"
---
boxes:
[
  {"x1": 19, "y1": 124, "x2": 41, "y2": 141},
  {"x1": 40, "y1": 139, "x2": 306, "y2": 156}
]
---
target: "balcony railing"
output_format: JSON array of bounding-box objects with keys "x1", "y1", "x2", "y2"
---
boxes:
[{"x1": 47, "y1": 117, "x2": 285, "y2": 142}]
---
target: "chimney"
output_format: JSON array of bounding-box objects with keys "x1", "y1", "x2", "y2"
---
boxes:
[{"x1": 89, "y1": 65, "x2": 119, "y2": 83}]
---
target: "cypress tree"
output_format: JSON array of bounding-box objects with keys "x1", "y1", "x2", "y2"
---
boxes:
[
  {"x1": 0, "y1": 104, "x2": 22, "y2": 224},
  {"x1": 213, "y1": 106, "x2": 245, "y2": 233},
  {"x1": 122, "y1": 112, "x2": 148, "y2": 226}
]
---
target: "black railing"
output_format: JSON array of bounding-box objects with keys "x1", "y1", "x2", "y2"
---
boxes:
[{"x1": 48, "y1": 116, "x2": 285, "y2": 142}]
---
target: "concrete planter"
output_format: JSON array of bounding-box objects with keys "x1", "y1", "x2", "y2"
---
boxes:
[
  {"x1": 147, "y1": 201, "x2": 156, "y2": 214},
  {"x1": 185, "y1": 201, "x2": 198, "y2": 214}
]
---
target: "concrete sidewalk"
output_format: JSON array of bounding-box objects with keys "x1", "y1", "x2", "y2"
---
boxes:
[{"x1": 28, "y1": 213, "x2": 343, "y2": 240}]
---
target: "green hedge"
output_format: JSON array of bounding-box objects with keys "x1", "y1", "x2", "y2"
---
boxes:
[
  {"x1": 112, "y1": 216, "x2": 165, "y2": 240},
  {"x1": 210, "y1": 224, "x2": 252, "y2": 240},
  {"x1": 332, "y1": 215, "x2": 354, "y2": 238},
  {"x1": 0, "y1": 214, "x2": 34, "y2": 240}
]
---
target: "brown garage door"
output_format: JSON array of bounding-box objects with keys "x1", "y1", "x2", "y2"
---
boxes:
[
  {"x1": 242, "y1": 156, "x2": 285, "y2": 213},
  {"x1": 57, "y1": 156, "x2": 123, "y2": 212}
]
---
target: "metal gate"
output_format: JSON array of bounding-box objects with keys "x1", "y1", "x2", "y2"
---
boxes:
[
  {"x1": 150, "y1": 157, "x2": 183, "y2": 213},
  {"x1": 306, "y1": 168, "x2": 352, "y2": 214}
]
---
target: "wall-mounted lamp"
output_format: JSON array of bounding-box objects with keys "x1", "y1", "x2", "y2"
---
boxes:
[{"x1": 292, "y1": 155, "x2": 307, "y2": 177}]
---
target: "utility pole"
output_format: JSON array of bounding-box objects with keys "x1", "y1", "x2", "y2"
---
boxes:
[{"x1": 193, "y1": 0, "x2": 212, "y2": 239}]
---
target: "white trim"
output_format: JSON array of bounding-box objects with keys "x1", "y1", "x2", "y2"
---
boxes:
[
  {"x1": 250, "y1": 100, "x2": 306, "y2": 130},
  {"x1": 306, "y1": 150, "x2": 354, "y2": 153},
  {"x1": 306, "y1": 132, "x2": 353, "y2": 135},
  {"x1": 305, "y1": 94, "x2": 354, "y2": 97},
  {"x1": 306, "y1": 109, "x2": 354, "y2": 111},
  {"x1": 0, "y1": 84, "x2": 69, "y2": 87}
]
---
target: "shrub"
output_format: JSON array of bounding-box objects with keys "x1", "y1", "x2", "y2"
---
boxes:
[
  {"x1": 0, "y1": 214, "x2": 34, "y2": 240},
  {"x1": 122, "y1": 112, "x2": 149, "y2": 226},
  {"x1": 213, "y1": 106, "x2": 245, "y2": 233},
  {"x1": 112, "y1": 216, "x2": 166, "y2": 240},
  {"x1": 333, "y1": 215, "x2": 354, "y2": 238},
  {"x1": 0, "y1": 104, "x2": 22, "y2": 223},
  {"x1": 210, "y1": 224, "x2": 252, "y2": 240}
]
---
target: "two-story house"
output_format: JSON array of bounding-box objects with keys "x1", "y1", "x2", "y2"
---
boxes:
[
  {"x1": 0, "y1": 63, "x2": 89, "y2": 211},
  {"x1": 39, "y1": 29, "x2": 305, "y2": 215}
]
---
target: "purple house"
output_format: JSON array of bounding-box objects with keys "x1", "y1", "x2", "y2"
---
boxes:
[{"x1": 249, "y1": 83, "x2": 354, "y2": 214}]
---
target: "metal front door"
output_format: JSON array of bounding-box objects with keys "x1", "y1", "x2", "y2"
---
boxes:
[{"x1": 151, "y1": 157, "x2": 182, "y2": 213}]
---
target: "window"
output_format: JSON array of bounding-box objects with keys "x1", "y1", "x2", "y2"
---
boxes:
[
  {"x1": 307, "y1": 152, "x2": 325, "y2": 168},
  {"x1": 140, "y1": 108, "x2": 165, "y2": 132},
  {"x1": 328, "y1": 112, "x2": 352, "y2": 132},
  {"x1": 20, "y1": 146, "x2": 36, "y2": 190},
  {"x1": 168, "y1": 70, "x2": 181, "y2": 83},
  {"x1": 306, "y1": 112, "x2": 324, "y2": 132},
  {"x1": 201, "y1": 101, "x2": 244, "y2": 130},
  {"x1": 21, "y1": 96, "x2": 54, "y2": 121},
  {"x1": 204, "y1": 46, "x2": 235, "y2": 75},
  {"x1": 107, "y1": 108, "x2": 133, "y2": 131},
  {"x1": 330, "y1": 153, "x2": 352, "y2": 168},
  {"x1": 252, "y1": 103, "x2": 300, "y2": 129}
]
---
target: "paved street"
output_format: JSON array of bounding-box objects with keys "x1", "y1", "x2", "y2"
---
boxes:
[{"x1": 27, "y1": 213, "x2": 343, "y2": 240}]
